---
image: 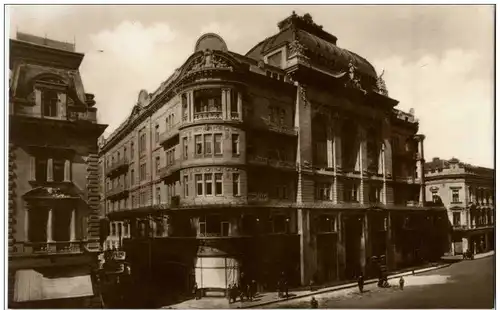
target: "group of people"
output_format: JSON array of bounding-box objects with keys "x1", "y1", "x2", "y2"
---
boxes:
[{"x1": 228, "y1": 279, "x2": 258, "y2": 303}]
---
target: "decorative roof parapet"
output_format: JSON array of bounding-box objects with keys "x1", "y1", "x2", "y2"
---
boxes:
[
  {"x1": 278, "y1": 12, "x2": 338, "y2": 45},
  {"x1": 288, "y1": 40, "x2": 309, "y2": 60},
  {"x1": 344, "y1": 61, "x2": 367, "y2": 94}
]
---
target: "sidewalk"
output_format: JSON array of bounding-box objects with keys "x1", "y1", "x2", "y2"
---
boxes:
[
  {"x1": 163, "y1": 261, "x2": 456, "y2": 309},
  {"x1": 441, "y1": 250, "x2": 494, "y2": 262}
]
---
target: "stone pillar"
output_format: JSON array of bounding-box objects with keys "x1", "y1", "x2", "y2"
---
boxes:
[
  {"x1": 70, "y1": 208, "x2": 76, "y2": 241},
  {"x1": 237, "y1": 91, "x2": 243, "y2": 120},
  {"x1": 415, "y1": 134, "x2": 426, "y2": 206},
  {"x1": 221, "y1": 89, "x2": 227, "y2": 119},
  {"x1": 24, "y1": 207, "x2": 30, "y2": 242},
  {"x1": 295, "y1": 83, "x2": 313, "y2": 204},
  {"x1": 298, "y1": 208, "x2": 316, "y2": 286},
  {"x1": 188, "y1": 90, "x2": 194, "y2": 122},
  {"x1": 64, "y1": 159, "x2": 71, "y2": 182},
  {"x1": 385, "y1": 212, "x2": 395, "y2": 270},
  {"x1": 47, "y1": 158, "x2": 53, "y2": 182},
  {"x1": 360, "y1": 214, "x2": 367, "y2": 275},
  {"x1": 47, "y1": 207, "x2": 54, "y2": 242},
  {"x1": 336, "y1": 212, "x2": 346, "y2": 280}
]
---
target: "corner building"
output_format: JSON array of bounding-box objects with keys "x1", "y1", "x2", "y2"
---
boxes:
[
  {"x1": 99, "y1": 13, "x2": 448, "y2": 298},
  {"x1": 425, "y1": 157, "x2": 494, "y2": 256},
  {"x1": 8, "y1": 33, "x2": 107, "y2": 307}
]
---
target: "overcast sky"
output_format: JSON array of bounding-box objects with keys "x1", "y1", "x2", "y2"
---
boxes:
[{"x1": 8, "y1": 5, "x2": 494, "y2": 168}]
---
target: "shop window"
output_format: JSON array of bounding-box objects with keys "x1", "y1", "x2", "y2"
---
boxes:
[{"x1": 273, "y1": 215, "x2": 286, "y2": 233}]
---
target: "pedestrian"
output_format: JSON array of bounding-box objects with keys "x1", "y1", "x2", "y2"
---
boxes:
[
  {"x1": 310, "y1": 297, "x2": 319, "y2": 309},
  {"x1": 357, "y1": 275, "x2": 364, "y2": 293},
  {"x1": 399, "y1": 276, "x2": 405, "y2": 290}
]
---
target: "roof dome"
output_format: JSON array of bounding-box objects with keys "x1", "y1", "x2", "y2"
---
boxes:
[{"x1": 194, "y1": 33, "x2": 228, "y2": 53}]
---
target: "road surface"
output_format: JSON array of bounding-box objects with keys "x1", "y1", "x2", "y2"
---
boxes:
[{"x1": 265, "y1": 256, "x2": 494, "y2": 309}]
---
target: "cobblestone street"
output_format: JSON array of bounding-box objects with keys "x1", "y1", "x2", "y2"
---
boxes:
[{"x1": 264, "y1": 256, "x2": 494, "y2": 309}]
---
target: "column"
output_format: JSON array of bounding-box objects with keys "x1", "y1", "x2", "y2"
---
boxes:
[
  {"x1": 70, "y1": 207, "x2": 76, "y2": 241},
  {"x1": 47, "y1": 158, "x2": 53, "y2": 182},
  {"x1": 298, "y1": 208, "x2": 316, "y2": 285},
  {"x1": 64, "y1": 159, "x2": 71, "y2": 182},
  {"x1": 221, "y1": 89, "x2": 227, "y2": 119},
  {"x1": 327, "y1": 126, "x2": 333, "y2": 168},
  {"x1": 47, "y1": 207, "x2": 53, "y2": 242},
  {"x1": 385, "y1": 212, "x2": 395, "y2": 270},
  {"x1": 415, "y1": 135, "x2": 426, "y2": 205},
  {"x1": 360, "y1": 214, "x2": 367, "y2": 275},
  {"x1": 358, "y1": 126, "x2": 368, "y2": 204},
  {"x1": 336, "y1": 212, "x2": 345, "y2": 280},
  {"x1": 29, "y1": 156, "x2": 36, "y2": 181},
  {"x1": 333, "y1": 121, "x2": 342, "y2": 171},
  {"x1": 188, "y1": 91, "x2": 194, "y2": 122},
  {"x1": 24, "y1": 207, "x2": 30, "y2": 242},
  {"x1": 237, "y1": 91, "x2": 243, "y2": 120}
]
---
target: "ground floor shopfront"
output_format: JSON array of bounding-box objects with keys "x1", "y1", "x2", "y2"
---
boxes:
[
  {"x1": 8, "y1": 252, "x2": 101, "y2": 309},
  {"x1": 114, "y1": 205, "x2": 448, "y2": 304},
  {"x1": 451, "y1": 227, "x2": 494, "y2": 256}
]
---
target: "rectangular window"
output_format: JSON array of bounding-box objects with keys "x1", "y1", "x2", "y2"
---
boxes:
[
  {"x1": 214, "y1": 134, "x2": 222, "y2": 155},
  {"x1": 53, "y1": 159, "x2": 64, "y2": 182},
  {"x1": 156, "y1": 187, "x2": 161, "y2": 204},
  {"x1": 156, "y1": 156, "x2": 160, "y2": 173},
  {"x1": 215, "y1": 173, "x2": 223, "y2": 195},
  {"x1": 205, "y1": 174, "x2": 213, "y2": 196},
  {"x1": 42, "y1": 90, "x2": 58, "y2": 117},
  {"x1": 196, "y1": 174, "x2": 203, "y2": 196},
  {"x1": 140, "y1": 133, "x2": 146, "y2": 154},
  {"x1": 233, "y1": 173, "x2": 240, "y2": 196},
  {"x1": 183, "y1": 137, "x2": 188, "y2": 159},
  {"x1": 452, "y1": 189, "x2": 460, "y2": 203},
  {"x1": 221, "y1": 222, "x2": 230, "y2": 236},
  {"x1": 35, "y1": 157, "x2": 47, "y2": 182},
  {"x1": 131, "y1": 142, "x2": 134, "y2": 159},
  {"x1": 130, "y1": 169, "x2": 135, "y2": 185},
  {"x1": 155, "y1": 125, "x2": 159, "y2": 143},
  {"x1": 204, "y1": 134, "x2": 213, "y2": 155},
  {"x1": 195, "y1": 135, "x2": 203, "y2": 155},
  {"x1": 199, "y1": 221, "x2": 206, "y2": 236},
  {"x1": 184, "y1": 175, "x2": 189, "y2": 197},
  {"x1": 232, "y1": 134, "x2": 240, "y2": 156},
  {"x1": 453, "y1": 212, "x2": 461, "y2": 226},
  {"x1": 140, "y1": 163, "x2": 146, "y2": 181},
  {"x1": 315, "y1": 182, "x2": 331, "y2": 201}
]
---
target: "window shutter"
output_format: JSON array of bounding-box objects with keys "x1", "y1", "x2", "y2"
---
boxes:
[
  {"x1": 29, "y1": 156, "x2": 36, "y2": 181},
  {"x1": 64, "y1": 159, "x2": 71, "y2": 182},
  {"x1": 47, "y1": 158, "x2": 53, "y2": 182}
]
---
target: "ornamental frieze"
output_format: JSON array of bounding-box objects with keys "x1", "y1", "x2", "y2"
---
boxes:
[{"x1": 187, "y1": 50, "x2": 233, "y2": 74}]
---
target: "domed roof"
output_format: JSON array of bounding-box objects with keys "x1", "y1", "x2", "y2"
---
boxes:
[{"x1": 194, "y1": 33, "x2": 228, "y2": 53}]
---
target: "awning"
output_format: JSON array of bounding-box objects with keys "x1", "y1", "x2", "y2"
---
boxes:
[{"x1": 13, "y1": 269, "x2": 94, "y2": 302}]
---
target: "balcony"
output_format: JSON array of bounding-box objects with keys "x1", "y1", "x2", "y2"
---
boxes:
[
  {"x1": 107, "y1": 184, "x2": 129, "y2": 200},
  {"x1": 25, "y1": 241, "x2": 85, "y2": 255},
  {"x1": 158, "y1": 162, "x2": 181, "y2": 179},
  {"x1": 231, "y1": 112, "x2": 240, "y2": 120},
  {"x1": 260, "y1": 120, "x2": 298, "y2": 136},
  {"x1": 193, "y1": 111, "x2": 223, "y2": 121},
  {"x1": 247, "y1": 192, "x2": 270, "y2": 203},
  {"x1": 394, "y1": 176, "x2": 417, "y2": 184},
  {"x1": 159, "y1": 125, "x2": 180, "y2": 145},
  {"x1": 106, "y1": 157, "x2": 129, "y2": 177},
  {"x1": 248, "y1": 155, "x2": 296, "y2": 171}
]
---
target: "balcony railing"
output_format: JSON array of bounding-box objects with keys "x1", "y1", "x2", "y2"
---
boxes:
[
  {"x1": 453, "y1": 224, "x2": 468, "y2": 230},
  {"x1": 230, "y1": 112, "x2": 240, "y2": 120},
  {"x1": 193, "y1": 111, "x2": 223, "y2": 120},
  {"x1": 107, "y1": 184, "x2": 129, "y2": 199},
  {"x1": 158, "y1": 162, "x2": 181, "y2": 179},
  {"x1": 395, "y1": 176, "x2": 416, "y2": 184},
  {"x1": 106, "y1": 157, "x2": 129, "y2": 177},
  {"x1": 247, "y1": 192, "x2": 269, "y2": 202},
  {"x1": 27, "y1": 241, "x2": 85, "y2": 254},
  {"x1": 248, "y1": 155, "x2": 296, "y2": 171}
]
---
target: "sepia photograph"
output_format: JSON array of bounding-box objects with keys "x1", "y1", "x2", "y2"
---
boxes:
[{"x1": 5, "y1": 4, "x2": 495, "y2": 309}]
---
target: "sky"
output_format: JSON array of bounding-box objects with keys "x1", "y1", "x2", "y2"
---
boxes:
[{"x1": 7, "y1": 5, "x2": 495, "y2": 168}]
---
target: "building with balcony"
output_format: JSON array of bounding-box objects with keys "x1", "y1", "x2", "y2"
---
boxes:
[
  {"x1": 98, "y1": 12, "x2": 448, "y2": 303},
  {"x1": 8, "y1": 32, "x2": 107, "y2": 308},
  {"x1": 425, "y1": 157, "x2": 494, "y2": 256}
]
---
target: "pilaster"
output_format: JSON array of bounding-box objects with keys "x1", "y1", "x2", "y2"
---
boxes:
[
  {"x1": 221, "y1": 89, "x2": 227, "y2": 119},
  {"x1": 24, "y1": 207, "x2": 29, "y2": 242},
  {"x1": 237, "y1": 91, "x2": 243, "y2": 120},
  {"x1": 70, "y1": 208, "x2": 76, "y2": 241}
]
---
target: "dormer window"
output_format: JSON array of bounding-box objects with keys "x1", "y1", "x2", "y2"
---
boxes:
[
  {"x1": 42, "y1": 90, "x2": 58, "y2": 117},
  {"x1": 266, "y1": 50, "x2": 284, "y2": 68}
]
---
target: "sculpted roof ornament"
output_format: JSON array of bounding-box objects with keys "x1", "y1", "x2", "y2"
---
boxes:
[
  {"x1": 344, "y1": 61, "x2": 366, "y2": 94},
  {"x1": 187, "y1": 49, "x2": 233, "y2": 73},
  {"x1": 376, "y1": 70, "x2": 389, "y2": 96},
  {"x1": 288, "y1": 40, "x2": 308, "y2": 60}
]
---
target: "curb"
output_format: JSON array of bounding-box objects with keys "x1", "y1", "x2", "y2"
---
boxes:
[{"x1": 243, "y1": 263, "x2": 451, "y2": 309}]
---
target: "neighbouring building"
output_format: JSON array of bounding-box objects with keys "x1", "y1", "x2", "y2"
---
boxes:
[
  {"x1": 425, "y1": 157, "x2": 495, "y2": 256},
  {"x1": 8, "y1": 32, "x2": 107, "y2": 308},
  {"x1": 98, "y1": 12, "x2": 448, "y2": 302}
]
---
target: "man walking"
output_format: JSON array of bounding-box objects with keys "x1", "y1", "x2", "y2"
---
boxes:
[
  {"x1": 357, "y1": 275, "x2": 364, "y2": 293},
  {"x1": 399, "y1": 276, "x2": 405, "y2": 290}
]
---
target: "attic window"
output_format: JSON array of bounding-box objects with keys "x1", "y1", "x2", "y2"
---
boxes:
[
  {"x1": 267, "y1": 51, "x2": 283, "y2": 68},
  {"x1": 42, "y1": 90, "x2": 58, "y2": 117}
]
